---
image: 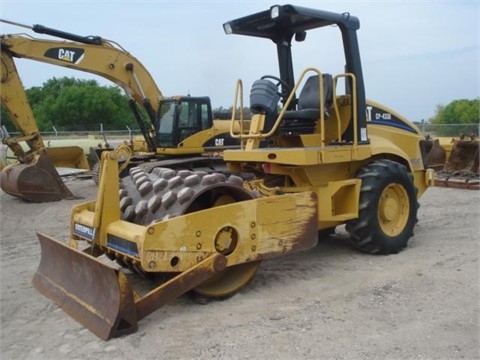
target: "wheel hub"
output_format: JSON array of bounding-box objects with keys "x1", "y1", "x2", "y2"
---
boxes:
[
  {"x1": 378, "y1": 183, "x2": 409, "y2": 237},
  {"x1": 214, "y1": 226, "x2": 238, "y2": 255},
  {"x1": 380, "y1": 197, "x2": 398, "y2": 221}
]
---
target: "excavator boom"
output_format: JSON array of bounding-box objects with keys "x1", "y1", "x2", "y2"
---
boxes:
[{"x1": 1, "y1": 22, "x2": 162, "y2": 151}]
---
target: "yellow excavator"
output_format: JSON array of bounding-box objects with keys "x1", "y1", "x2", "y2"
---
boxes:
[
  {"x1": 1, "y1": 20, "x2": 243, "y2": 202},
  {"x1": 32, "y1": 4, "x2": 434, "y2": 340}
]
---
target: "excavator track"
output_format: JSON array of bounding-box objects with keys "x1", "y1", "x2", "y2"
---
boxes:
[{"x1": 117, "y1": 166, "x2": 261, "y2": 298}]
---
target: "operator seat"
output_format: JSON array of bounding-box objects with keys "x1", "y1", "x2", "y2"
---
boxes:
[
  {"x1": 281, "y1": 74, "x2": 333, "y2": 135},
  {"x1": 249, "y1": 79, "x2": 281, "y2": 132}
]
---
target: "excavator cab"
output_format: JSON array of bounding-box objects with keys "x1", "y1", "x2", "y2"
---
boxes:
[{"x1": 156, "y1": 96, "x2": 213, "y2": 147}]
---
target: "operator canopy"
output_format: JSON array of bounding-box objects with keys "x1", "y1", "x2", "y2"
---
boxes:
[{"x1": 223, "y1": 4, "x2": 360, "y2": 43}]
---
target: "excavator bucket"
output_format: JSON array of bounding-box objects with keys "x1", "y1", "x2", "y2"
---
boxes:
[
  {"x1": 426, "y1": 138, "x2": 447, "y2": 171},
  {"x1": 0, "y1": 153, "x2": 75, "y2": 202},
  {"x1": 45, "y1": 145, "x2": 90, "y2": 171},
  {"x1": 32, "y1": 233, "x2": 138, "y2": 340},
  {"x1": 435, "y1": 138, "x2": 480, "y2": 189}
]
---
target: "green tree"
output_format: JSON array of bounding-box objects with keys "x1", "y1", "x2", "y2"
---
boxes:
[
  {"x1": 1, "y1": 77, "x2": 137, "y2": 132},
  {"x1": 429, "y1": 98, "x2": 479, "y2": 136},
  {"x1": 213, "y1": 106, "x2": 252, "y2": 119},
  {"x1": 34, "y1": 77, "x2": 136, "y2": 131}
]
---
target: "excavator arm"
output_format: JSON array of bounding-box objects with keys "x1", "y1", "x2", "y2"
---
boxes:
[
  {"x1": 1, "y1": 20, "x2": 163, "y2": 151},
  {"x1": 1, "y1": 50, "x2": 43, "y2": 162},
  {"x1": 1, "y1": 48, "x2": 77, "y2": 201}
]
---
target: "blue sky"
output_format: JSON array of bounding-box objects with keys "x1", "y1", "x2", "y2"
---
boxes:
[{"x1": 1, "y1": 1, "x2": 479, "y2": 122}]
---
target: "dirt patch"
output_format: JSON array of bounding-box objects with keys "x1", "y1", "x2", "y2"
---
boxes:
[{"x1": 0, "y1": 180, "x2": 479, "y2": 359}]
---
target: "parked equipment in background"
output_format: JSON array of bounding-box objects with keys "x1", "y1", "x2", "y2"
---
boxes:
[
  {"x1": 1, "y1": 19, "x2": 244, "y2": 202},
  {"x1": 425, "y1": 135, "x2": 479, "y2": 189},
  {"x1": 0, "y1": 54, "x2": 90, "y2": 202}
]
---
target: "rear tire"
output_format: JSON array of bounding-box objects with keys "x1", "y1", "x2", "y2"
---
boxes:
[{"x1": 346, "y1": 160, "x2": 418, "y2": 254}]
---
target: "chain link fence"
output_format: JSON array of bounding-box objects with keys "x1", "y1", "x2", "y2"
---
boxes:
[
  {"x1": 416, "y1": 123, "x2": 479, "y2": 137},
  {"x1": 1, "y1": 124, "x2": 142, "y2": 141},
  {"x1": 2, "y1": 122, "x2": 479, "y2": 139}
]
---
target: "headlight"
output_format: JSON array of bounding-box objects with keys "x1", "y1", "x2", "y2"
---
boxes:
[
  {"x1": 270, "y1": 5, "x2": 280, "y2": 19},
  {"x1": 223, "y1": 22, "x2": 233, "y2": 34}
]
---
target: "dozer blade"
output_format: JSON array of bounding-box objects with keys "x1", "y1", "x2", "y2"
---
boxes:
[
  {"x1": 0, "y1": 153, "x2": 75, "y2": 202},
  {"x1": 33, "y1": 233, "x2": 138, "y2": 340},
  {"x1": 33, "y1": 232, "x2": 229, "y2": 340}
]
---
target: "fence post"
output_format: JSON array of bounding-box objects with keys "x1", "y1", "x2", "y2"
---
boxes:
[
  {"x1": 52, "y1": 126, "x2": 58, "y2": 137},
  {"x1": 126, "y1": 125, "x2": 133, "y2": 142}
]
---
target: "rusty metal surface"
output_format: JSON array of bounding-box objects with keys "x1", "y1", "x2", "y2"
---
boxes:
[
  {"x1": 33, "y1": 233, "x2": 230, "y2": 340},
  {"x1": 435, "y1": 140, "x2": 479, "y2": 190},
  {"x1": 33, "y1": 233, "x2": 138, "y2": 340},
  {"x1": 288, "y1": 191, "x2": 319, "y2": 253},
  {"x1": 442, "y1": 140, "x2": 479, "y2": 173},
  {"x1": 135, "y1": 253, "x2": 227, "y2": 320},
  {"x1": 426, "y1": 139, "x2": 447, "y2": 171},
  {"x1": 1, "y1": 153, "x2": 75, "y2": 202},
  {"x1": 434, "y1": 178, "x2": 480, "y2": 190}
]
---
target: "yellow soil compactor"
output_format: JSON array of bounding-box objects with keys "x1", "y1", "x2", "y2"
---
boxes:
[{"x1": 32, "y1": 4, "x2": 434, "y2": 340}]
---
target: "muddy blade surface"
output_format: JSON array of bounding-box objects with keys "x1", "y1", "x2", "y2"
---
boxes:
[
  {"x1": 0, "y1": 154, "x2": 74, "y2": 202},
  {"x1": 436, "y1": 140, "x2": 479, "y2": 190},
  {"x1": 443, "y1": 141, "x2": 479, "y2": 173},
  {"x1": 33, "y1": 233, "x2": 138, "y2": 340}
]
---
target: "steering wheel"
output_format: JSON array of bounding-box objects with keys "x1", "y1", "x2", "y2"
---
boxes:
[{"x1": 260, "y1": 75, "x2": 291, "y2": 98}]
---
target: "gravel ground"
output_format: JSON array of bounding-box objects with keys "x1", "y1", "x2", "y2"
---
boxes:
[{"x1": 0, "y1": 179, "x2": 479, "y2": 360}]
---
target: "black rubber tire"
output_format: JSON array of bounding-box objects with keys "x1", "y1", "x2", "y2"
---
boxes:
[{"x1": 346, "y1": 160, "x2": 418, "y2": 255}]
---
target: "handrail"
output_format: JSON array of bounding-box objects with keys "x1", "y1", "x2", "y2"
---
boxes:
[
  {"x1": 333, "y1": 73, "x2": 357, "y2": 149},
  {"x1": 229, "y1": 79, "x2": 245, "y2": 148},
  {"x1": 230, "y1": 68, "x2": 359, "y2": 152},
  {"x1": 230, "y1": 67, "x2": 327, "y2": 147}
]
